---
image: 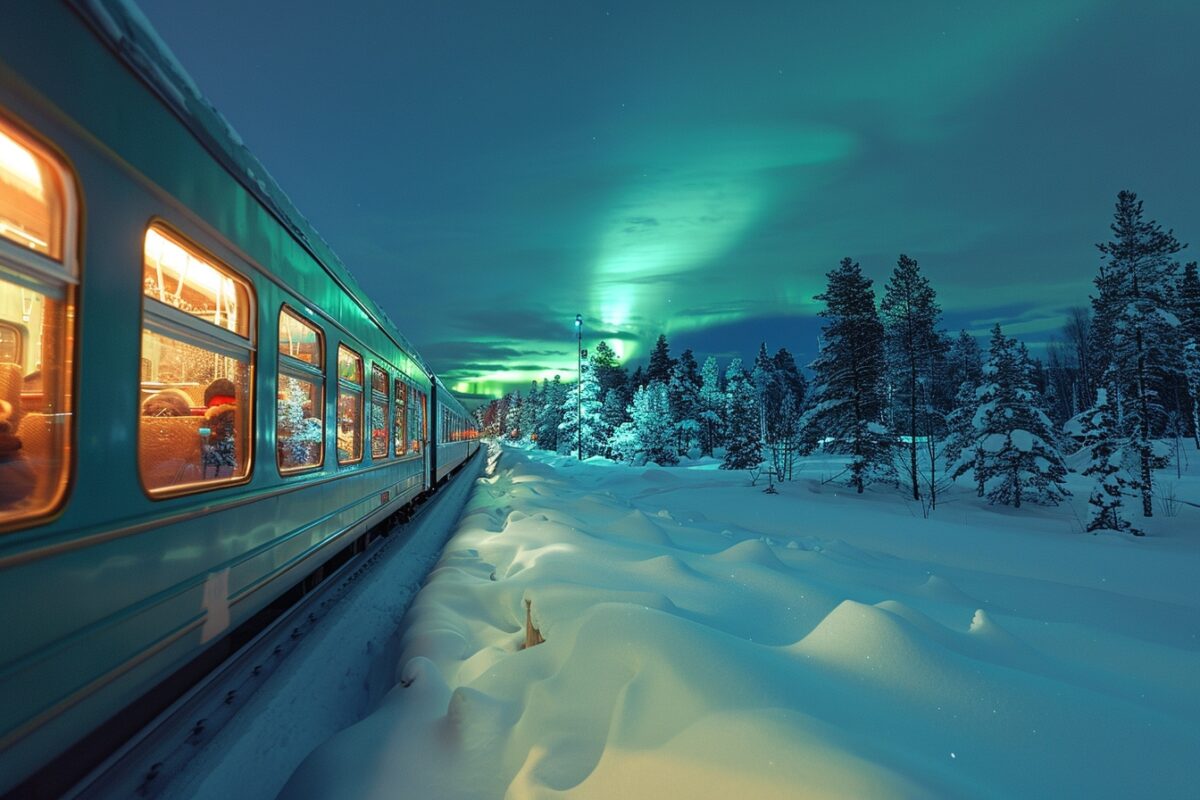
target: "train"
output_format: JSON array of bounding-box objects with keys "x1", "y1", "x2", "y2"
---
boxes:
[{"x1": 0, "y1": 2, "x2": 480, "y2": 794}]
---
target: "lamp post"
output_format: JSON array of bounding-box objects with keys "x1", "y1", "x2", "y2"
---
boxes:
[{"x1": 575, "y1": 314, "x2": 582, "y2": 460}]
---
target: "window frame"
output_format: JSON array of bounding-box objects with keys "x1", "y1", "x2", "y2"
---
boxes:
[
  {"x1": 370, "y1": 362, "x2": 389, "y2": 460},
  {"x1": 276, "y1": 304, "x2": 325, "y2": 475},
  {"x1": 137, "y1": 221, "x2": 256, "y2": 499},
  {"x1": 0, "y1": 113, "x2": 80, "y2": 532},
  {"x1": 336, "y1": 343, "x2": 364, "y2": 466}
]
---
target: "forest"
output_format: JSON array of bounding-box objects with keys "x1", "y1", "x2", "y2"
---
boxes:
[{"x1": 476, "y1": 191, "x2": 1198, "y2": 535}]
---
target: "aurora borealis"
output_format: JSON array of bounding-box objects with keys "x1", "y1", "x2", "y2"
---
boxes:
[{"x1": 137, "y1": 1, "x2": 1199, "y2": 400}]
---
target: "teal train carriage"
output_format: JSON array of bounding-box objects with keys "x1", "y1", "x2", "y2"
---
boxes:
[{"x1": 0, "y1": 2, "x2": 480, "y2": 793}]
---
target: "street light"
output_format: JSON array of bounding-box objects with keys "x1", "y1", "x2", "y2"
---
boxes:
[{"x1": 575, "y1": 314, "x2": 582, "y2": 460}]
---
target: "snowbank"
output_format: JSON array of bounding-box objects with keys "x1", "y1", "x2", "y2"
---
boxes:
[{"x1": 281, "y1": 443, "x2": 1200, "y2": 798}]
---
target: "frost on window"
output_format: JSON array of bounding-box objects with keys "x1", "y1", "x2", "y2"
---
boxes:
[{"x1": 278, "y1": 374, "x2": 323, "y2": 471}]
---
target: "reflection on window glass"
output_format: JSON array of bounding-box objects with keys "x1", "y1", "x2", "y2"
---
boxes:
[
  {"x1": 139, "y1": 226, "x2": 253, "y2": 495},
  {"x1": 138, "y1": 330, "x2": 250, "y2": 491},
  {"x1": 393, "y1": 379, "x2": 407, "y2": 456},
  {"x1": 278, "y1": 374, "x2": 322, "y2": 471},
  {"x1": 0, "y1": 121, "x2": 74, "y2": 527},
  {"x1": 0, "y1": 127, "x2": 64, "y2": 260},
  {"x1": 337, "y1": 345, "x2": 363, "y2": 464},
  {"x1": 0, "y1": 274, "x2": 72, "y2": 522},
  {"x1": 143, "y1": 227, "x2": 249, "y2": 336},
  {"x1": 278, "y1": 307, "x2": 321, "y2": 364},
  {"x1": 370, "y1": 365, "x2": 388, "y2": 459}
]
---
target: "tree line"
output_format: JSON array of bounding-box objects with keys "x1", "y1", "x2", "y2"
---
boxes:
[{"x1": 476, "y1": 191, "x2": 1198, "y2": 535}]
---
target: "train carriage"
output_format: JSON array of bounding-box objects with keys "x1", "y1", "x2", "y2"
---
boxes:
[{"x1": 0, "y1": 2, "x2": 479, "y2": 794}]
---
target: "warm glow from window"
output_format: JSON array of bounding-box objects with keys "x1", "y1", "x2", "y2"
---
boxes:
[
  {"x1": 279, "y1": 307, "x2": 321, "y2": 364},
  {"x1": 0, "y1": 129, "x2": 43, "y2": 198},
  {"x1": 143, "y1": 227, "x2": 249, "y2": 337},
  {"x1": 0, "y1": 124, "x2": 63, "y2": 259}
]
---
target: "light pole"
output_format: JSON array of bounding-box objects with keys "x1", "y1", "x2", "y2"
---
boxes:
[{"x1": 575, "y1": 314, "x2": 582, "y2": 460}]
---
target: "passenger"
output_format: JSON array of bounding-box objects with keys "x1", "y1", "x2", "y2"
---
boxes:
[
  {"x1": 0, "y1": 399, "x2": 35, "y2": 508},
  {"x1": 202, "y1": 378, "x2": 237, "y2": 478},
  {"x1": 141, "y1": 388, "x2": 192, "y2": 417}
]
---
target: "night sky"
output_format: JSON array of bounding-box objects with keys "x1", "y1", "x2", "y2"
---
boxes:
[{"x1": 136, "y1": 1, "x2": 1199, "y2": 399}]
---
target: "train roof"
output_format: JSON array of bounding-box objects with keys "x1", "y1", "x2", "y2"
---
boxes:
[{"x1": 68, "y1": 0, "x2": 438, "y2": 384}]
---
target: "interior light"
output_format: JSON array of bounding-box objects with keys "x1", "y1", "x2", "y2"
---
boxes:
[{"x1": 0, "y1": 129, "x2": 44, "y2": 199}]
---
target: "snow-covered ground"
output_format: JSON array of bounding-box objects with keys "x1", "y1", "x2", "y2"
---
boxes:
[{"x1": 281, "y1": 442, "x2": 1199, "y2": 799}]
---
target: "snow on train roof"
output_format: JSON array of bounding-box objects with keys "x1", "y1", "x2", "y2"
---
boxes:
[{"x1": 70, "y1": 0, "x2": 437, "y2": 383}]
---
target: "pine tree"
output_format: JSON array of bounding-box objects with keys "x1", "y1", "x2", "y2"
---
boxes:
[
  {"x1": 520, "y1": 380, "x2": 541, "y2": 444},
  {"x1": 1081, "y1": 388, "x2": 1139, "y2": 535},
  {"x1": 646, "y1": 334, "x2": 675, "y2": 385},
  {"x1": 881, "y1": 253, "x2": 944, "y2": 500},
  {"x1": 697, "y1": 355, "x2": 725, "y2": 456},
  {"x1": 668, "y1": 358, "x2": 701, "y2": 456},
  {"x1": 557, "y1": 362, "x2": 606, "y2": 457},
  {"x1": 970, "y1": 325, "x2": 1069, "y2": 507},
  {"x1": 1179, "y1": 262, "x2": 1200, "y2": 448},
  {"x1": 944, "y1": 332, "x2": 985, "y2": 492},
  {"x1": 752, "y1": 342, "x2": 774, "y2": 441},
  {"x1": 722, "y1": 358, "x2": 762, "y2": 470},
  {"x1": 1092, "y1": 191, "x2": 1185, "y2": 516},
  {"x1": 612, "y1": 382, "x2": 677, "y2": 466},
  {"x1": 506, "y1": 391, "x2": 523, "y2": 439},
  {"x1": 535, "y1": 375, "x2": 566, "y2": 451},
  {"x1": 802, "y1": 257, "x2": 891, "y2": 493},
  {"x1": 590, "y1": 340, "x2": 628, "y2": 399}
]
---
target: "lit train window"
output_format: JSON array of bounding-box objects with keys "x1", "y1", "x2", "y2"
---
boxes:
[
  {"x1": 0, "y1": 118, "x2": 76, "y2": 528},
  {"x1": 277, "y1": 307, "x2": 324, "y2": 472},
  {"x1": 410, "y1": 387, "x2": 425, "y2": 453},
  {"x1": 138, "y1": 225, "x2": 253, "y2": 495},
  {"x1": 336, "y1": 344, "x2": 363, "y2": 464},
  {"x1": 370, "y1": 364, "x2": 388, "y2": 459},
  {"x1": 393, "y1": 378, "x2": 407, "y2": 456}
]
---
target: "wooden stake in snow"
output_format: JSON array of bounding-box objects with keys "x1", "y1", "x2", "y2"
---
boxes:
[{"x1": 523, "y1": 599, "x2": 544, "y2": 649}]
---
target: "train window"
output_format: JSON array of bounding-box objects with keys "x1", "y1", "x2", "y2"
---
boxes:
[
  {"x1": 277, "y1": 307, "x2": 324, "y2": 472},
  {"x1": 0, "y1": 118, "x2": 76, "y2": 528},
  {"x1": 336, "y1": 344, "x2": 362, "y2": 464},
  {"x1": 370, "y1": 364, "x2": 388, "y2": 459},
  {"x1": 138, "y1": 225, "x2": 253, "y2": 495},
  {"x1": 393, "y1": 378, "x2": 407, "y2": 456},
  {"x1": 409, "y1": 387, "x2": 424, "y2": 453}
]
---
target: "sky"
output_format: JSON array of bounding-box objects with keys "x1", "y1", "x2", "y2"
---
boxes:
[{"x1": 135, "y1": 0, "x2": 1199, "y2": 399}]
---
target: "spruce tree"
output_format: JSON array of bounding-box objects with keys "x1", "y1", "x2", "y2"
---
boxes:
[
  {"x1": 590, "y1": 340, "x2": 628, "y2": 399},
  {"x1": 881, "y1": 253, "x2": 945, "y2": 501},
  {"x1": 1093, "y1": 191, "x2": 1185, "y2": 516},
  {"x1": 535, "y1": 375, "x2": 566, "y2": 451},
  {"x1": 970, "y1": 325, "x2": 1069, "y2": 507},
  {"x1": 616, "y1": 382, "x2": 677, "y2": 465},
  {"x1": 668, "y1": 359, "x2": 701, "y2": 456},
  {"x1": 520, "y1": 381, "x2": 541, "y2": 444},
  {"x1": 697, "y1": 355, "x2": 725, "y2": 456},
  {"x1": 1081, "y1": 388, "x2": 1139, "y2": 535},
  {"x1": 722, "y1": 358, "x2": 762, "y2": 470},
  {"x1": 557, "y1": 362, "x2": 606, "y2": 457},
  {"x1": 646, "y1": 334, "x2": 675, "y2": 385},
  {"x1": 1180, "y1": 262, "x2": 1200, "y2": 448},
  {"x1": 803, "y1": 257, "x2": 891, "y2": 493}
]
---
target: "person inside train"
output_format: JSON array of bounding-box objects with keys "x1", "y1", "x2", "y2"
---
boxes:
[
  {"x1": 201, "y1": 378, "x2": 237, "y2": 478},
  {"x1": 0, "y1": 399, "x2": 35, "y2": 509},
  {"x1": 141, "y1": 388, "x2": 192, "y2": 417}
]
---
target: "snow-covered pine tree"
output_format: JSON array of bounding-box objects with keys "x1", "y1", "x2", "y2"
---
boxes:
[
  {"x1": 620, "y1": 382, "x2": 678, "y2": 465},
  {"x1": 1179, "y1": 262, "x2": 1200, "y2": 449},
  {"x1": 520, "y1": 380, "x2": 541, "y2": 444},
  {"x1": 535, "y1": 375, "x2": 566, "y2": 451},
  {"x1": 881, "y1": 253, "x2": 944, "y2": 501},
  {"x1": 764, "y1": 348, "x2": 805, "y2": 480},
  {"x1": 802, "y1": 257, "x2": 891, "y2": 493},
  {"x1": 971, "y1": 325, "x2": 1069, "y2": 507},
  {"x1": 557, "y1": 362, "x2": 606, "y2": 457},
  {"x1": 507, "y1": 391, "x2": 523, "y2": 439},
  {"x1": 668, "y1": 359, "x2": 701, "y2": 456},
  {"x1": 697, "y1": 355, "x2": 725, "y2": 456},
  {"x1": 944, "y1": 336, "x2": 986, "y2": 495},
  {"x1": 1093, "y1": 191, "x2": 1185, "y2": 516},
  {"x1": 1080, "y1": 388, "x2": 1139, "y2": 535},
  {"x1": 722, "y1": 358, "x2": 762, "y2": 470},
  {"x1": 590, "y1": 340, "x2": 628, "y2": 399},
  {"x1": 646, "y1": 334, "x2": 675, "y2": 385}
]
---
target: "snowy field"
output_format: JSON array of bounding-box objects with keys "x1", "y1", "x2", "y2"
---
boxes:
[{"x1": 281, "y1": 442, "x2": 1199, "y2": 799}]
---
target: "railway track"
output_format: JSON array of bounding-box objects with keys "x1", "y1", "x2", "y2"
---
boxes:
[{"x1": 65, "y1": 453, "x2": 482, "y2": 800}]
